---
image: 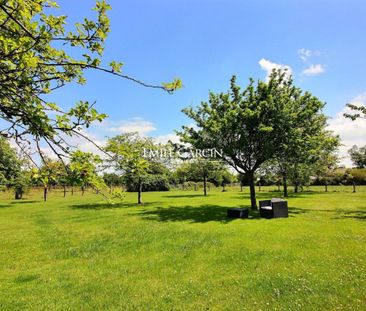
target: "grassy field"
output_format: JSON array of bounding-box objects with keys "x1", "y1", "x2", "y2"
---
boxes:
[{"x1": 0, "y1": 186, "x2": 365, "y2": 310}]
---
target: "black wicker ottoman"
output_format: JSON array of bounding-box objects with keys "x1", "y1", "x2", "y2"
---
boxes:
[
  {"x1": 227, "y1": 208, "x2": 249, "y2": 219},
  {"x1": 259, "y1": 198, "x2": 288, "y2": 219}
]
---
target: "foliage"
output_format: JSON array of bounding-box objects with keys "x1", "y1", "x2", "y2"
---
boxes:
[
  {"x1": 31, "y1": 157, "x2": 62, "y2": 187},
  {"x1": 266, "y1": 72, "x2": 340, "y2": 196},
  {"x1": 106, "y1": 133, "x2": 151, "y2": 177},
  {"x1": 124, "y1": 174, "x2": 170, "y2": 192},
  {"x1": 13, "y1": 172, "x2": 30, "y2": 198},
  {"x1": 349, "y1": 168, "x2": 366, "y2": 184},
  {"x1": 69, "y1": 150, "x2": 110, "y2": 197},
  {"x1": 215, "y1": 167, "x2": 236, "y2": 189},
  {"x1": 0, "y1": 0, "x2": 181, "y2": 160},
  {"x1": 103, "y1": 173, "x2": 122, "y2": 186},
  {"x1": 348, "y1": 145, "x2": 366, "y2": 168},
  {"x1": 140, "y1": 161, "x2": 172, "y2": 191},
  {"x1": 343, "y1": 103, "x2": 366, "y2": 120},
  {"x1": 180, "y1": 69, "x2": 336, "y2": 208},
  {"x1": 0, "y1": 137, "x2": 22, "y2": 188},
  {"x1": 313, "y1": 168, "x2": 366, "y2": 186},
  {"x1": 174, "y1": 159, "x2": 223, "y2": 185},
  {"x1": 174, "y1": 158, "x2": 234, "y2": 195},
  {"x1": 106, "y1": 133, "x2": 155, "y2": 203},
  {"x1": 0, "y1": 171, "x2": 6, "y2": 191},
  {"x1": 0, "y1": 136, "x2": 30, "y2": 197},
  {"x1": 30, "y1": 151, "x2": 110, "y2": 200}
]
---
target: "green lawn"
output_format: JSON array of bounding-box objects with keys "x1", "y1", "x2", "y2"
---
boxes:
[{"x1": 0, "y1": 186, "x2": 365, "y2": 310}]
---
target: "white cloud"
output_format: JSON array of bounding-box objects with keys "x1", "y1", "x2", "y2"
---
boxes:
[
  {"x1": 258, "y1": 58, "x2": 292, "y2": 81},
  {"x1": 302, "y1": 64, "x2": 325, "y2": 76},
  {"x1": 327, "y1": 94, "x2": 366, "y2": 167},
  {"x1": 39, "y1": 130, "x2": 108, "y2": 160},
  {"x1": 298, "y1": 48, "x2": 321, "y2": 62},
  {"x1": 350, "y1": 93, "x2": 366, "y2": 104},
  {"x1": 298, "y1": 48, "x2": 312, "y2": 62},
  {"x1": 8, "y1": 138, "x2": 19, "y2": 150},
  {"x1": 75, "y1": 137, "x2": 106, "y2": 157},
  {"x1": 39, "y1": 147, "x2": 59, "y2": 160},
  {"x1": 106, "y1": 117, "x2": 156, "y2": 136},
  {"x1": 154, "y1": 133, "x2": 181, "y2": 144},
  {"x1": 10, "y1": 117, "x2": 160, "y2": 165}
]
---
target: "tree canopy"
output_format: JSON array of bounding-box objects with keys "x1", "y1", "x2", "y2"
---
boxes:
[
  {"x1": 180, "y1": 70, "x2": 338, "y2": 208},
  {"x1": 174, "y1": 158, "x2": 231, "y2": 195},
  {"x1": 348, "y1": 145, "x2": 366, "y2": 168},
  {"x1": 274, "y1": 101, "x2": 340, "y2": 197},
  {"x1": 0, "y1": 0, "x2": 181, "y2": 162},
  {"x1": 0, "y1": 136, "x2": 22, "y2": 189},
  {"x1": 105, "y1": 133, "x2": 155, "y2": 204}
]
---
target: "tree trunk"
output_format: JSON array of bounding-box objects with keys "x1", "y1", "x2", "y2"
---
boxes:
[
  {"x1": 258, "y1": 181, "x2": 261, "y2": 192},
  {"x1": 63, "y1": 185, "x2": 66, "y2": 198},
  {"x1": 352, "y1": 181, "x2": 356, "y2": 193},
  {"x1": 325, "y1": 182, "x2": 328, "y2": 192},
  {"x1": 137, "y1": 177, "x2": 142, "y2": 204},
  {"x1": 44, "y1": 186, "x2": 48, "y2": 202},
  {"x1": 277, "y1": 181, "x2": 280, "y2": 192},
  {"x1": 15, "y1": 188, "x2": 23, "y2": 200},
  {"x1": 293, "y1": 164, "x2": 299, "y2": 194},
  {"x1": 247, "y1": 171, "x2": 257, "y2": 210},
  {"x1": 71, "y1": 186, "x2": 74, "y2": 196},
  {"x1": 283, "y1": 173, "x2": 288, "y2": 197},
  {"x1": 203, "y1": 171, "x2": 207, "y2": 196},
  {"x1": 240, "y1": 184, "x2": 243, "y2": 192},
  {"x1": 81, "y1": 186, "x2": 85, "y2": 196}
]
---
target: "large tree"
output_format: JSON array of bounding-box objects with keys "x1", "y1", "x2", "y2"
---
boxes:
[
  {"x1": 68, "y1": 150, "x2": 108, "y2": 196},
  {"x1": 174, "y1": 158, "x2": 228, "y2": 196},
  {"x1": 31, "y1": 151, "x2": 108, "y2": 201},
  {"x1": 106, "y1": 133, "x2": 154, "y2": 204},
  {"x1": 275, "y1": 122, "x2": 339, "y2": 197},
  {"x1": 0, "y1": 0, "x2": 181, "y2": 162},
  {"x1": 0, "y1": 137, "x2": 21, "y2": 189},
  {"x1": 348, "y1": 145, "x2": 366, "y2": 168},
  {"x1": 0, "y1": 136, "x2": 30, "y2": 199},
  {"x1": 180, "y1": 70, "x2": 335, "y2": 209}
]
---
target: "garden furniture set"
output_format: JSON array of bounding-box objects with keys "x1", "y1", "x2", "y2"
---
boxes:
[{"x1": 227, "y1": 198, "x2": 288, "y2": 219}]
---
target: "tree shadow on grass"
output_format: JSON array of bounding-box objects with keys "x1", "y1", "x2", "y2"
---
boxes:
[
  {"x1": 285, "y1": 192, "x2": 331, "y2": 198},
  {"x1": 231, "y1": 191, "x2": 322, "y2": 201},
  {"x1": 136, "y1": 204, "x2": 262, "y2": 223},
  {"x1": 288, "y1": 206, "x2": 311, "y2": 217},
  {"x1": 10, "y1": 200, "x2": 40, "y2": 204},
  {"x1": 0, "y1": 200, "x2": 40, "y2": 208},
  {"x1": 14, "y1": 274, "x2": 39, "y2": 283},
  {"x1": 287, "y1": 206, "x2": 366, "y2": 221},
  {"x1": 333, "y1": 208, "x2": 366, "y2": 221},
  {"x1": 163, "y1": 194, "x2": 207, "y2": 199},
  {"x1": 70, "y1": 201, "x2": 161, "y2": 210}
]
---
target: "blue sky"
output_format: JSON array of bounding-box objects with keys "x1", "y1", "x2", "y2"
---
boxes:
[{"x1": 48, "y1": 0, "x2": 366, "y2": 164}]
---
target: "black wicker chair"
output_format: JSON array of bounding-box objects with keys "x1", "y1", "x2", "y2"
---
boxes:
[{"x1": 259, "y1": 198, "x2": 288, "y2": 219}]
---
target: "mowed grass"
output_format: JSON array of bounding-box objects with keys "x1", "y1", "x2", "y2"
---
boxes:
[{"x1": 0, "y1": 186, "x2": 365, "y2": 310}]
